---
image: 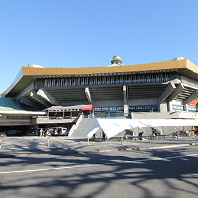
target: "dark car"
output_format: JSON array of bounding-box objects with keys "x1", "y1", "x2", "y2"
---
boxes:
[
  {"x1": 6, "y1": 130, "x2": 22, "y2": 136},
  {"x1": 30, "y1": 128, "x2": 41, "y2": 136}
]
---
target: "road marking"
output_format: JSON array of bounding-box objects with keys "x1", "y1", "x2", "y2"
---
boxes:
[{"x1": 0, "y1": 153, "x2": 197, "y2": 175}]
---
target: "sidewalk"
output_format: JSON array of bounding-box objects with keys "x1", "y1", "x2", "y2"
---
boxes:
[{"x1": 0, "y1": 136, "x2": 197, "y2": 158}]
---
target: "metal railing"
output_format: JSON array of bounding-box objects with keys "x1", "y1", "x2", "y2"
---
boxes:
[{"x1": 93, "y1": 113, "x2": 131, "y2": 118}]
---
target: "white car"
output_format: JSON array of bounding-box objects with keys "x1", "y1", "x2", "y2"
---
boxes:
[{"x1": 56, "y1": 127, "x2": 68, "y2": 136}]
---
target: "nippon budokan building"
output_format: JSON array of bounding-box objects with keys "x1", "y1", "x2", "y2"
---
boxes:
[{"x1": 1, "y1": 56, "x2": 198, "y2": 136}]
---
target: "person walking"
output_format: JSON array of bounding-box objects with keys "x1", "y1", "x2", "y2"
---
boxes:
[
  {"x1": 40, "y1": 128, "x2": 43, "y2": 137},
  {"x1": 102, "y1": 132, "x2": 105, "y2": 141},
  {"x1": 138, "y1": 132, "x2": 144, "y2": 140}
]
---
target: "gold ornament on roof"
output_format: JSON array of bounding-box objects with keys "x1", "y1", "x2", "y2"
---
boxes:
[{"x1": 112, "y1": 56, "x2": 122, "y2": 60}]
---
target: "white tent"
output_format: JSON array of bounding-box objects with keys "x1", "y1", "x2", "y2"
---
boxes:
[{"x1": 87, "y1": 119, "x2": 198, "y2": 139}]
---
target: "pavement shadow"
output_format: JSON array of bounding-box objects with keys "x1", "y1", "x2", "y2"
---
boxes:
[{"x1": 0, "y1": 139, "x2": 197, "y2": 198}]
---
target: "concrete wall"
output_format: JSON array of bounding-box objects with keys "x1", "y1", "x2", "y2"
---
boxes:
[
  {"x1": 60, "y1": 100, "x2": 90, "y2": 106},
  {"x1": 128, "y1": 99, "x2": 158, "y2": 106},
  {"x1": 94, "y1": 100, "x2": 123, "y2": 107},
  {"x1": 32, "y1": 116, "x2": 77, "y2": 125},
  {"x1": 35, "y1": 79, "x2": 45, "y2": 90},
  {"x1": 132, "y1": 111, "x2": 198, "y2": 119},
  {"x1": 0, "y1": 120, "x2": 32, "y2": 126}
]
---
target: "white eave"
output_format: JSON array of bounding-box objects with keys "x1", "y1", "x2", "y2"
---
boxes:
[{"x1": 0, "y1": 110, "x2": 46, "y2": 116}]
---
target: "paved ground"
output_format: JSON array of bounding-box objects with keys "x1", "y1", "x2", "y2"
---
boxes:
[
  {"x1": 0, "y1": 136, "x2": 198, "y2": 197},
  {"x1": 0, "y1": 141, "x2": 198, "y2": 198},
  {"x1": 0, "y1": 135, "x2": 197, "y2": 158}
]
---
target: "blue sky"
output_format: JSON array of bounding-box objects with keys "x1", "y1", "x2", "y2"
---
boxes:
[{"x1": 0, "y1": 0, "x2": 198, "y2": 95}]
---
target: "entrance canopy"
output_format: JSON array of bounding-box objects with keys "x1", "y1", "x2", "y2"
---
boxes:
[
  {"x1": 87, "y1": 119, "x2": 198, "y2": 139},
  {"x1": 82, "y1": 104, "x2": 93, "y2": 111}
]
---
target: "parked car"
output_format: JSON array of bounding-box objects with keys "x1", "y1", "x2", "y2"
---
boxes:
[
  {"x1": 45, "y1": 128, "x2": 54, "y2": 136},
  {"x1": 30, "y1": 128, "x2": 41, "y2": 136},
  {"x1": 56, "y1": 127, "x2": 68, "y2": 136},
  {"x1": 47, "y1": 127, "x2": 68, "y2": 136},
  {"x1": 0, "y1": 132, "x2": 6, "y2": 137},
  {"x1": 6, "y1": 130, "x2": 22, "y2": 136}
]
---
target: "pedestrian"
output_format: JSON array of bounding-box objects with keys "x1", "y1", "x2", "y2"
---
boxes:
[
  {"x1": 40, "y1": 128, "x2": 43, "y2": 137},
  {"x1": 152, "y1": 128, "x2": 157, "y2": 139},
  {"x1": 46, "y1": 129, "x2": 50, "y2": 136},
  {"x1": 138, "y1": 132, "x2": 144, "y2": 140},
  {"x1": 102, "y1": 132, "x2": 105, "y2": 141}
]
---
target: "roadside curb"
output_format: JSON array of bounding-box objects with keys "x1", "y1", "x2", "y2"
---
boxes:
[{"x1": 0, "y1": 142, "x2": 197, "y2": 158}]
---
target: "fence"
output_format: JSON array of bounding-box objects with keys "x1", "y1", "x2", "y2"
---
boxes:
[{"x1": 93, "y1": 113, "x2": 131, "y2": 118}]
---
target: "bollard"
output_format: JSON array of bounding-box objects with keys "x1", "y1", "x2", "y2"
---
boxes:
[
  {"x1": 0, "y1": 139, "x2": 1, "y2": 150},
  {"x1": 121, "y1": 136, "x2": 123, "y2": 145},
  {"x1": 48, "y1": 136, "x2": 50, "y2": 148}
]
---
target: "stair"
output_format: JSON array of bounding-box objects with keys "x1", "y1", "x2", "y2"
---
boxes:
[{"x1": 69, "y1": 117, "x2": 97, "y2": 138}]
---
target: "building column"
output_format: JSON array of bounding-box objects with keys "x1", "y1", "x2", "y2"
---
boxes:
[
  {"x1": 85, "y1": 87, "x2": 93, "y2": 104},
  {"x1": 30, "y1": 91, "x2": 50, "y2": 107},
  {"x1": 167, "y1": 83, "x2": 184, "y2": 102},
  {"x1": 159, "y1": 101, "x2": 168, "y2": 113},
  {"x1": 159, "y1": 82, "x2": 176, "y2": 103},
  {"x1": 183, "y1": 90, "x2": 198, "y2": 106},
  {"x1": 183, "y1": 104, "x2": 188, "y2": 112},
  {"x1": 166, "y1": 83, "x2": 185, "y2": 112},
  {"x1": 37, "y1": 89, "x2": 60, "y2": 106},
  {"x1": 123, "y1": 86, "x2": 129, "y2": 114},
  {"x1": 158, "y1": 82, "x2": 176, "y2": 112},
  {"x1": 18, "y1": 97, "x2": 40, "y2": 110}
]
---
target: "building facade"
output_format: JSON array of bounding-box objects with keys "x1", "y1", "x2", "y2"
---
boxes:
[{"x1": 1, "y1": 56, "x2": 198, "y2": 133}]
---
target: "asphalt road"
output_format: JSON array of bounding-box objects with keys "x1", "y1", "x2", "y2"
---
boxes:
[{"x1": 0, "y1": 146, "x2": 197, "y2": 198}]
